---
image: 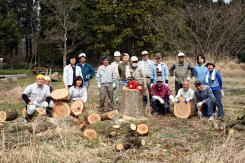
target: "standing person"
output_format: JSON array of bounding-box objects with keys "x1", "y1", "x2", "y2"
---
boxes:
[
  {"x1": 77, "y1": 53, "x2": 95, "y2": 89},
  {"x1": 69, "y1": 76, "x2": 87, "y2": 103},
  {"x1": 150, "y1": 77, "x2": 175, "y2": 115},
  {"x1": 175, "y1": 80, "x2": 194, "y2": 103},
  {"x1": 111, "y1": 51, "x2": 121, "y2": 104},
  {"x1": 138, "y1": 50, "x2": 154, "y2": 104},
  {"x1": 96, "y1": 56, "x2": 116, "y2": 112},
  {"x1": 63, "y1": 56, "x2": 83, "y2": 88},
  {"x1": 205, "y1": 63, "x2": 224, "y2": 119},
  {"x1": 194, "y1": 80, "x2": 216, "y2": 120},
  {"x1": 194, "y1": 55, "x2": 208, "y2": 85},
  {"x1": 151, "y1": 53, "x2": 169, "y2": 85},
  {"x1": 22, "y1": 75, "x2": 52, "y2": 122},
  {"x1": 169, "y1": 52, "x2": 194, "y2": 94},
  {"x1": 118, "y1": 53, "x2": 130, "y2": 89}
]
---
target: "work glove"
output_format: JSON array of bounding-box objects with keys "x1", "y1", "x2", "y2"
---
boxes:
[
  {"x1": 159, "y1": 97, "x2": 165, "y2": 104},
  {"x1": 175, "y1": 99, "x2": 180, "y2": 103},
  {"x1": 221, "y1": 90, "x2": 224, "y2": 97},
  {"x1": 97, "y1": 84, "x2": 101, "y2": 89},
  {"x1": 151, "y1": 83, "x2": 153, "y2": 88},
  {"x1": 185, "y1": 98, "x2": 190, "y2": 103},
  {"x1": 112, "y1": 83, "x2": 117, "y2": 89},
  {"x1": 187, "y1": 76, "x2": 191, "y2": 81}
]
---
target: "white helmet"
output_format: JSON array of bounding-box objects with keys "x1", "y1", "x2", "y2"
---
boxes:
[
  {"x1": 78, "y1": 53, "x2": 86, "y2": 58},
  {"x1": 177, "y1": 52, "x2": 185, "y2": 57},
  {"x1": 114, "y1": 51, "x2": 121, "y2": 57},
  {"x1": 130, "y1": 56, "x2": 138, "y2": 62}
]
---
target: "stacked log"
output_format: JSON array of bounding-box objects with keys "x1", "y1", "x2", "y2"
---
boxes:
[{"x1": 0, "y1": 110, "x2": 18, "y2": 122}]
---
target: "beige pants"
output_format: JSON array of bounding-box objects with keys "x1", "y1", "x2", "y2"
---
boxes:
[{"x1": 100, "y1": 84, "x2": 114, "y2": 108}]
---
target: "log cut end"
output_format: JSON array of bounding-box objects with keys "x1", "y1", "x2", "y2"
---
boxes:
[
  {"x1": 71, "y1": 100, "x2": 84, "y2": 116},
  {"x1": 87, "y1": 113, "x2": 101, "y2": 124},
  {"x1": 51, "y1": 88, "x2": 70, "y2": 101},
  {"x1": 52, "y1": 102, "x2": 71, "y2": 117},
  {"x1": 83, "y1": 128, "x2": 97, "y2": 140},
  {"x1": 0, "y1": 110, "x2": 18, "y2": 122},
  {"x1": 137, "y1": 124, "x2": 149, "y2": 135}
]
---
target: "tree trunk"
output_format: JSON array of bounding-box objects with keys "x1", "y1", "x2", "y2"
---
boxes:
[
  {"x1": 63, "y1": 27, "x2": 67, "y2": 68},
  {"x1": 120, "y1": 87, "x2": 146, "y2": 119},
  {"x1": 71, "y1": 100, "x2": 84, "y2": 116},
  {"x1": 52, "y1": 101, "x2": 71, "y2": 117},
  {"x1": 0, "y1": 110, "x2": 18, "y2": 122}
]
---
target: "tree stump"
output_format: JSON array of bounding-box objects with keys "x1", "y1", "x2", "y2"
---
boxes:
[
  {"x1": 120, "y1": 87, "x2": 146, "y2": 118},
  {"x1": 52, "y1": 102, "x2": 71, "y2": 117},
  {"x1": 51, "y1": 88, "x2": 70, "y2": 101},
  {"x1": 0, "y1": 110, "x2": 18, "y2": 122},
  {"x1": 174, "y1": 96, "x2": 195, "y2": 119},
  {"x1": 71, "y1": 100, "x2": 84, "y2": 116},
  {"x1": 136, "y1": 124, "x2": 149, "y2": 135}
]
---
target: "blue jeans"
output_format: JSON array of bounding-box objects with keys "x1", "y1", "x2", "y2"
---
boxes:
[
  {"x1": 212, "y1": 90, "x2": 224, "y2": 117},
  {"x1": 119, "y1": 80, "x2": 128, "y2": 89},
  {"x1": 201, "y1": 101, "x2": 215, "y2": 118}
]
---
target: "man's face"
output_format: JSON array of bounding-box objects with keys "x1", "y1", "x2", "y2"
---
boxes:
[
  {"x1": 195, "y1": 84, "x2": 203, "y2": 91},
  {"x1": 178, "y1": 56, "x2": 185, "y2": 63},
  {"x1": 142, "y1": 54, "x2": 149, "y2": 60},
  {"x1": 44, "y1": 80, "x2": 51, "y2": 86},
  {"x1": 79, "y1": 57, "x2": 86, "y2": 63},
  {"x1": 183, "y1": 81, "x2": 190, "y2": 91},
  {"x1": 156, "y1": 57, "x2": 162, "y2": 63},
  {"x1": 37, "y1": 78, "x2": 44, "y2": 86},
  {"x1": 114, "y1": 56, "x2": 121, "y2": 62},
  {"x1": 207, "y1": 65, "x2": 214, "y2": 71},
  {"x1": 157, "y1": 81, "x2": 163, "y2": 87},
  {"x1": 122, "y1": 56, "x2": 129, "y2": 64},
  {"x1": 103, "y1": 59, "x2": 109, "y2": 66},
  {"x1": 70, "y1": 58, "x2": 76, "y2": 65}
]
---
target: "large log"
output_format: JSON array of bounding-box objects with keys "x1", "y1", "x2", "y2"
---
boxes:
[
  {"x1": 136, "y1": 123, "x2": 149, "y2": 135},
  {"x1": 101, "y1": 110, "x2": 119, "y2": 120},
  {"x1": 174, "y1": 96, "x2": 195, "y2": 119},
  {"x1": 71, "y1": 100, "x2": 84, "y2": 116},
  {"x1": 120, "y1": 87, "x2": 146, "y2": 118},
  {"x1": 0, "y1": 110, "x2": 18, "y2": 122},
  {"x1": 86, "y1": 113, "x2": 101, "y2": 124},
  {"x1": 51, "y1": 88, "x2": 70, "y2": 101},
  {"x1": 52, "y1": 102, "x2": 71, "y2": 117}
]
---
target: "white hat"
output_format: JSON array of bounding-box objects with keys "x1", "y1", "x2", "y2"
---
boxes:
[
  {"x1": 177, "y1": 52, "x2": 185, "y2": 57},
  {"x1": 44, "y1": 76, "x2": 51, "y2": 81},
  {"x1": 141, "y1": 50, "x2": 149, "y2": 55},
  {"x1": 78, "y1": 53, "x2": 86, "y2": 58},
  {"x1": 114, "y1": 51, "x2": 121, "y2": 57},
  {"x1": 131, "y1": 56, "x2": 138, "y2": 62}
]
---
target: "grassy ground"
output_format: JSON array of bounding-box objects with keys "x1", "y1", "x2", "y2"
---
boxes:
[{"x1": 0, "y1": 61, "x2": 245, "y2": 162}]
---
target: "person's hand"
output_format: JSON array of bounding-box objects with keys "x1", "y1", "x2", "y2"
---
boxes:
[
  {"x1": 175, "y1": 99, "x2": 180, "y2": 103},
  {"x1": 112, "y1": 83, "x2": 117, "y2": 89},
  {"x1": 221, "y1": 90, "x2": 224, "y2": 97},
  {"x1": 185, "y1": 98, "x2": 190, "y2": 103},
  {"x1": 197, "y1": 102, "x2": 203, "y2": 107},
  {"x1": 159, "y1": 97, "x2": 165, "y2": 104},
  {"x1": 97, "y1": 84, "x2": 101, "y2": 89},
  {"x1": 28, "y1": 101, "x2": 33, "y2": 105}
]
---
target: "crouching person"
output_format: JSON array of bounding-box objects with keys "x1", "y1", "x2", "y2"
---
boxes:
[
  {"x1": 151, "y1": 77, "x2": 175, "y2": 115},
  {"x1": 69, "y1": 76, "x2": 87, "y2": 103},
  {"x1": 194, "y1": 80, "x2": 216, "y2": 120},
  {"x1": 175, "y1": 80, "x2": 194, "y2": 103},
  {"x1": 22, "y1": 74, "x2": 52, "y2": 123}
]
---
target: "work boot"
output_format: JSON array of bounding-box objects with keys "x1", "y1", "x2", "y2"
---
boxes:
[
  {"x1": 46, "y1": 107, "x2": 52, "y2": 117},
  {"x1": 24, "y1": 114, "x2": 32, "y2": 123}
]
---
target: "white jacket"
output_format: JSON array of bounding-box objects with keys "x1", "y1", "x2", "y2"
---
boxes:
[{"x1": 63, "y1": 64, "x2": 83, "y2": 86}]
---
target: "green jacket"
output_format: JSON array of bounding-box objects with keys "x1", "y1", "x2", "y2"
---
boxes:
[
  {"x1": 169, "y1": 61, "x2": 194, "y2": 83},
  {"x1": 118, "y1": 62, "x2": 130, "y2": 80}
]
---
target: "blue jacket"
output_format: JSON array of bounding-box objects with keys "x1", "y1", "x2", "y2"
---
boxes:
[
  {"x1": 77, "y1": 63, "x2": 95, "y2": 82},
  {"x1": 207, "y1": 70, "x2": 222, "y2": 91},
  {"x1": 151, "y1": 63, "x2": 169, "y2": 84},
  {"x1": 194, "y1": 64, "x2": 208, "y2": 85}
]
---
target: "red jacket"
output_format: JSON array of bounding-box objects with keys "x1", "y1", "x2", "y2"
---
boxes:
[{"x1": 150, "y1": 84, "x2": 172, "y2": 102}]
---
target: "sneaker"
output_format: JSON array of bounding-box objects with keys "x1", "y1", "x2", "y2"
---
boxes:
[
  {"x1": 208, "y1": 116, "x2": 214, "y2": 121},
  {"x1": 213, "y1": 113, "x2": 218, "y2": 118}
]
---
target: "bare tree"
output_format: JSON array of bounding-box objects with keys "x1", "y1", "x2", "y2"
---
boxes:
[{"x1": 41, "y1": 0, "x2": 82, "y2": 67}]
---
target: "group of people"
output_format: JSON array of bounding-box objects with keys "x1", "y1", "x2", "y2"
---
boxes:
[{"x1": 22, "y1": 50, "x2": 224, "y2": 122}]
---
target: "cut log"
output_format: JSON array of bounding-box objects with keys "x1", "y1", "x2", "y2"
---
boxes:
[
  {"x1": 228, "y1": 128, "x2": 235, "y2": 135},
  {"x1": 87, "y1": 113, "x2": 101, "y2": 124},
  {"x1": 71, "y1": 100, "x2": 84, "y2": 116},
  {"x1": 232, "y1": 125, "x2": 245, "y2": 131},
  {"x1": 174, "y1": 96, "x2": 195, "y2": 119},
  {"x1": 72, "y1": 118, "x2": 86, "y2": 129},
  {"x1": 113, "y1": 125, "x2": 120, "y2": 129},
  {"x1": 109, "y1": 131, "x2": 118, "y2": 137},
  {"x1": 115, "y1": 143, "x2": 131, "y2": 151},
  {"x1": 83, "y1": 128, "x2": 97, "y2": 140},
  {"x1": 127, "y1": 137, "x2": 146, "y2": 147},
  {"x1": 136, "y1": 124, "x2": 149, "y2": 135},
  {"x1": 0, "y1": 110, "x2": 18, "y2": 122},
  {"x1": 101, "y1": 110, "x2": 119, "y2": 120},
  {"x1": 52, "y1": 101, "x2": 71, "y2": 117},
  {"x1": 120, "y1": 87, "x2": 146, "y2": 118},
  {"x1": 130, "y1": 124, "x2": 137, "y2": 131},
  {"x1": 51, "y1": 88, "x2": 70, "y2": 101}
]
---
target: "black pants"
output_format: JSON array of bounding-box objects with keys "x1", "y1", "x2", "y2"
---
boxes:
[
  {"x1": 151, "y1": 99, "x2": 170, "y2": 114},
  {"x1": 175, "y1": 81, "x2": 183, "y2": 95}
]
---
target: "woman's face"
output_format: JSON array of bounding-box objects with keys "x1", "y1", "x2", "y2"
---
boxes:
[
  {"x1": 76, "y1": 80, "x2": 83, "y2": 86},
  {"x1": 70, "y1": 58, "x2": 76, "y2": 65},
  {"x1": 198, "y1": 56, "x2": 204, "y2": 64}
]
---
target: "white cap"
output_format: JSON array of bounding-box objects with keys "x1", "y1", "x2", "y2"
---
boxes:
[
  {"x1": 78, "y1": 53, "x2": 86, "y2": 58},
  {"x1": 44, "y1": 76, "x2": 51, "y2": 81},
  {"x1": 114, "y1": 51, "x2": 121, "y2": 57},
  {"x1": 141, "y1": 50, "x2": 149, "y2": 55},
  {"x1": 177, "y1": 52, "x2": 185, "y2": 57},
  {"x1": 131, "y1": 56, "x2": 138, "y2": 62}
]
